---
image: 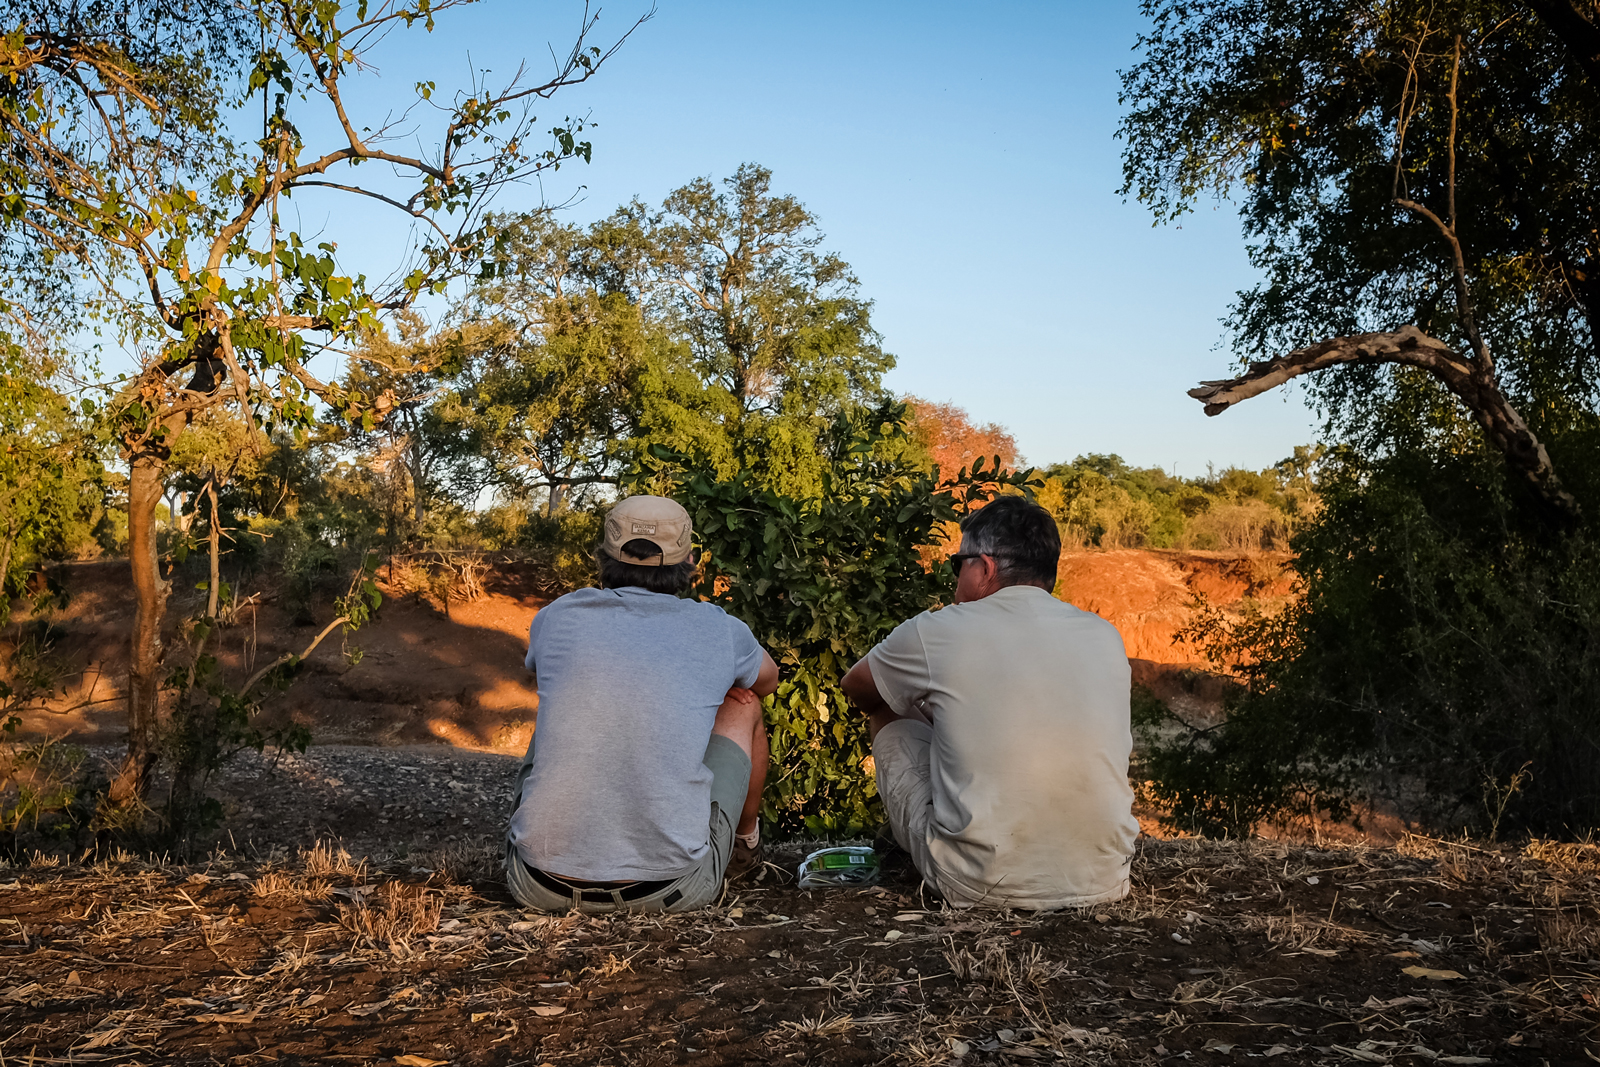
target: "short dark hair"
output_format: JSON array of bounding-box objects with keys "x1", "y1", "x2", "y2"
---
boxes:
[
  {"x1": 595, "y1": 537, "x2": 697, "y2": 595},
  {"x1": 959, "y1": 496, "x2": 1061, "y2": 587}
]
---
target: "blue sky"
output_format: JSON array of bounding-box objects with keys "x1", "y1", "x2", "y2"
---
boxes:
[{"x1": 287, "y1": 0, "x2": 1320, "y2": 474}]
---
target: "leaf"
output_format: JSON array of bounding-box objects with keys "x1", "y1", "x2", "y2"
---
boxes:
[
  {"x1": 1362, "y1": 995, "x2": 1429, "y2": 1010},
  {"x1": 532, "y1": 1005, "x2": 566, "y2": 1016},
  {"x1": 394, "y1": 1057, "x2": 449, "y2": 1066},
  {"x1": 346, "y1": 1000, "x2": 390, "y2": 1017},
  {"x1": 80, "y1": 1028, "x2": 125, "y2": 1049},
  {"x1": 1401, "y1": 965, "x2": 1464, "y2": 981}
]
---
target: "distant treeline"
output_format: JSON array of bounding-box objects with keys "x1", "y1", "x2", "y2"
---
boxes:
[{"x1": 1034, "y1": 448, "x2": 1320, "y2": 553}]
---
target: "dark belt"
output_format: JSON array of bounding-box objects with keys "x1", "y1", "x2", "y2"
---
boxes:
[{"x1": 522, "y1": 861, "x2": 680, "y2": 906}]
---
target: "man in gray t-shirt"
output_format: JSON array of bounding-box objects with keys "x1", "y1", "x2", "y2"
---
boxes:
[
  {"x1": 505, "y1": 495, "x2": 778, "y2": 913},
  {"x1": 842, "y1": 496, "x2": 1138, "y2": 909}
]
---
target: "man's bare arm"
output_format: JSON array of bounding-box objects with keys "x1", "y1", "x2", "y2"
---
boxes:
[
  {"x1": 842, "y1": 656, "x2": 890, "y2": 717},
  {"x1": 752, "y1": 650, "x2": 780, "y2": 698}
]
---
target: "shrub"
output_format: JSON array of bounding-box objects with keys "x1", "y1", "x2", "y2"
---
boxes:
[
  {"x1": 1136, "y1": 445, "x2": 1600, "y2": 839},
  {"x1": 0, "y1": 633, "x2": 100, "y2": 854},
  {"x1": 640, "y1": 401, "x2": 1035, "y2": 837}
]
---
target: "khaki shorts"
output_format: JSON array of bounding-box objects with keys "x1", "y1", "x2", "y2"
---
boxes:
[
  {"x1": 504, "y1": 733, "x2": 750, "y2": 914},
  {"x1": 871, "y1": 718, "x2": 948, "y2": 897}
]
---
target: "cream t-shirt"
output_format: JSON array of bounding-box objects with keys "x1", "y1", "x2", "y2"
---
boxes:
[{"x1": 866, "y1": 585, "x2": 1139, "y2": 908}]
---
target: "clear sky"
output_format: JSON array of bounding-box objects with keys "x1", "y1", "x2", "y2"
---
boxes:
[{"x1": 289, "y1": 0, "x2": 1321, "y2": 475}]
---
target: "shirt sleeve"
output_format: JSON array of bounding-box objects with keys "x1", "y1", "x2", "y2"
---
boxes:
[
  {"x1": 524, "y1": 610, "x2": 543, "y2": 673},
  {"x1": 865, "y1": 615, "x2": 931, "y2": 716},
  {"x1": 729, "y1": 616, "x2": 765, "y2": 689}
]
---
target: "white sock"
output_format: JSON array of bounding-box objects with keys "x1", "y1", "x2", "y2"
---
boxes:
[{"x1": 736, "y1": 827, "x2": 760, "y2": 849}]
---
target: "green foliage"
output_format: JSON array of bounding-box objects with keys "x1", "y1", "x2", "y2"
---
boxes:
[
  {"x1": 0, "y1": 345, "x2": 109, "y2": 618},
  {"x1": 0, "y1": 632, "x2": 98, "y2": 848},
  {"x1": 450, "y1": 164, "x2": 894, "y2": 513},
  {"x1": 1138, "y1": 443, "x2": 1600, "y2": 838},
  {"x1": 482, "y1": 509, "x2": 603, "y2": 597},
  {"x1": 639, "y1": 401, "x2": 1037, "y2": 838},
  {"x1": 161, "y1": 552, "x2": 382, "y2": 840},
  {"x1": 1034, "y1": 447, "x2": 1319, "y2": 551},
  {"x1": 447, "y1": 220, "x2": 715, "y2": 513},
  {"x1": 1120, "y1": 0, "x2": 1600, "y2": 840},
  {"x1": 1120, "y1": 0, "x2": 1599, "y2": 461}
]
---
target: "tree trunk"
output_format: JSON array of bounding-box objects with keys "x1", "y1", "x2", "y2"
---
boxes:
[
  {"x1": 110, "y1": 444, "x2": 173, "y2": 803},
  {"x1": 409, "y1": 440, "x2": 427, "y2": 528},
  {"x1": 1189, "y1": 325, "x2": 1580, "y2": 519},
  {"x1": 206, "y1": 477, "x2": 221, "y2": 619}
]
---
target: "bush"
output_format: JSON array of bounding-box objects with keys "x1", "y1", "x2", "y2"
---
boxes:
[
  {"x1": 1136, "y1": 445, "x2": 1600, "y2": 839},
  {"x1": 0, "y1": 633, "x2": 100, "y2": 854},
  {"x1": 641, "y1": 402, "x2": 1035, "y2": 837}
]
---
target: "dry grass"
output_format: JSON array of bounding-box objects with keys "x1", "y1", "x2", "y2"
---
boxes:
[
  {"x1": 412, "y1": 835, "x2": 500, "y2": 884},
  {"x1": 301, "y1": 840, "x2": 365, "y2": 881},
  {"x1": 336, "y1": 881, "x2": 442, "y2": 955},
  {"x1": 3, "y1": 833, "x2": 1598, "y2": 1065}
]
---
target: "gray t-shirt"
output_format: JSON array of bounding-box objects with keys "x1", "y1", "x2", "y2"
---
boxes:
[
  {"x1": 866, "y1": 585, "x2": 1139, "y2": 908},
  {"x1": 509, "y1": 586, "x2": 764, "y2": 881}
]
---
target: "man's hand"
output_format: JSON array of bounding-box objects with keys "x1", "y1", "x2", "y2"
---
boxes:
[{"x1": 724, "y1": 686, "x2": 760, "y2": 708}]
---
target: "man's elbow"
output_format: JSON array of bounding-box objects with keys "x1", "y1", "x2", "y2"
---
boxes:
[
  {"x1": 752, "y1": 652, "x2": 780, "y2": 698},
  {"x1": 840, "y1": 659, "x2": 882, "y2": 714}
]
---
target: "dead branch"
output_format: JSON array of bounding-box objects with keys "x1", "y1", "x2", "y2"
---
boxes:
[
  {"x1": 240, "y1": 615, "x2": 349, "y2": 697},
  {"x1": 1189, "y1": 326, "x2": 1579, "y2": 517}
]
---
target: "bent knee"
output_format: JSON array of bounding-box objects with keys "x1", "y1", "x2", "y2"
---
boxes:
[{"x1": 712, "y1": 690, "x2": 762, "y2": 745}]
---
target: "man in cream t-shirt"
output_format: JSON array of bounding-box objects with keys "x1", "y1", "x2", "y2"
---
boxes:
[{"x1": 841, "y1": 496, "x2": 1138, "y2": 909}]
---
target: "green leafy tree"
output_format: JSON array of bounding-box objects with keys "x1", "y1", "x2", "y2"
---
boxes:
[
  {"x1": 637, "y1": 402, "x2": 1037, "y2": 837},
  {"x1": 1120, "y1": 0, "x2": 1600, "y2": 518},
  {"x1": 447, "y1": 212, "x2": 724, "y2": 514},
  {"x1": 339, "y1": 312, "x2": 485, "y2": 532},
  {"x1": 0, "y1": 345, "x2": 107, "y2": 618},
  {"x1": 454, "y1": 167, "x2": 896, "y2": 508},
  {"x1": 1120, "y1": 0, "x2": 1600, "y2": 835},
  {"x1": 648, "y1": 164, "x2": 895, "y2": 496},
  {"x1": 0, "y1": 0, "x2": 641, "y2": 798}
]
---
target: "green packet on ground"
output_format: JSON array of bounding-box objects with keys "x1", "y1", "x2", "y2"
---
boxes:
[{"x1": 797, "y1": 846, "x2": 881, "y2": 888}]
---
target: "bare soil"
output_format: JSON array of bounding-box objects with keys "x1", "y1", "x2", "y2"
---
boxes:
[
  {"x1": 13, "y1": 549, "x2": 1282, "y2": 751},
  {"x1": 3, "y1": 829, "x2": 1596, "y2": 1066}
]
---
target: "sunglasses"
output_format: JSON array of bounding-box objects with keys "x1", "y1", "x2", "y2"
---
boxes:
[{"x1": 950, "y1": 552, "x2": 1000, "y2": 574}]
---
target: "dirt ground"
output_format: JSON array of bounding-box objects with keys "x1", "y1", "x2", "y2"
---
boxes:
[
  {"x1": 3, "y1": 814, "x2": 1596, "y2": 1066},
  {"x1": 11, "y1": 549, "x2": 1279, "y2": 754}
]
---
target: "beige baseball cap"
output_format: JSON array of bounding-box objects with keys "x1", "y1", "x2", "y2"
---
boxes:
[{"x1": 603, "y1": 495, "x2": 693, "y2": 566}]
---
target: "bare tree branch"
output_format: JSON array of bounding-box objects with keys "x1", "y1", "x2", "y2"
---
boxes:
[{"x1": 1190, "y1": 326, "x2": 1579, "y2": 517}]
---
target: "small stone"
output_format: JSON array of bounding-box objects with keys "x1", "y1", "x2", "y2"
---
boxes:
[{"x1": 65, "y1": 971, "x2": 81, "y2": 986}]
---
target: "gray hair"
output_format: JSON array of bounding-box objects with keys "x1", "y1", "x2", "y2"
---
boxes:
[{"x1": 959, "y1": 497, "x2": 1061, "y2": 587}]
